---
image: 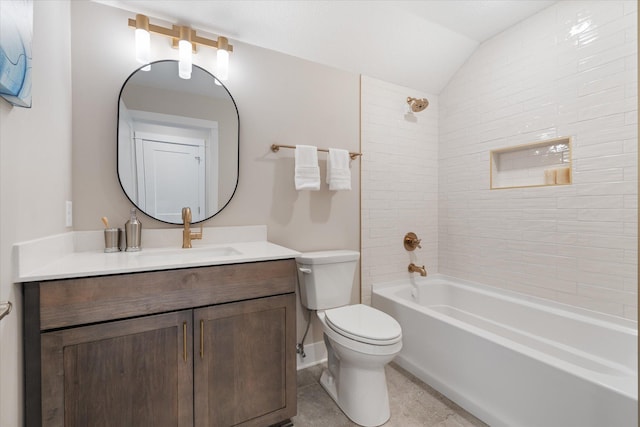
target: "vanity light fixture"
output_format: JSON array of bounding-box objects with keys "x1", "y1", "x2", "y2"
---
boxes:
[
  {"x1": 128, "y1": 14, "x2": 234, "y2": 81},
  {"x1": 134, "y1": 14, "x2": 151, "y2": 71},
  {"x1": 178, "y1": 26, "x2": 192, "y2": 79},
  {"x1": 216, "y1": 36, "x2": 230, "y2": 81}
]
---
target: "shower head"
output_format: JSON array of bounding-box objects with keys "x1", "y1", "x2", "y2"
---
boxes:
[{"x1": 407, "y1": 97, "x2": 429, "y2": 112}]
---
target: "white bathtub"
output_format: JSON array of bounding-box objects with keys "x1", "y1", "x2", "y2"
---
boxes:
[{"x1": 372, "y1": 275, "x2": 638, "y2": 427}]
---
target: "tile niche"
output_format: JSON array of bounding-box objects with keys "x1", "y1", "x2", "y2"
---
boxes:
[{"x1": 490, "y1": 137, "x2": 572, "y2": 190}]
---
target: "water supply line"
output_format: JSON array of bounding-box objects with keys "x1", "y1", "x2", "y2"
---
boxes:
[
  {"x1": 295, "y1": 273, "x2": 313, "y2": 358},
  {"x1": 296, "y1": 307, "x2": 314, "y2": 358}
]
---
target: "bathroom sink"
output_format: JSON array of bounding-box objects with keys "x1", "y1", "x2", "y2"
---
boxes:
[{"x1": 135, "y1": 246, "x2": 242, "y2": 259}]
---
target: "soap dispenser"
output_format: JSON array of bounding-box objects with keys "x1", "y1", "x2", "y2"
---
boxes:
[{"x1": 125, "y1": 208, "x2": 142, "y2": 252}]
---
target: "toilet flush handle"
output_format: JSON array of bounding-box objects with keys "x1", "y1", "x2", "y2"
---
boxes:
[{"x1": 298, "y1": 267, "x2": 312, "y2": 274}]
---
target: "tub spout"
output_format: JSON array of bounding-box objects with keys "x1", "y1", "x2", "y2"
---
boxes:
[{"x1": 408, "y1": 263, "x2": 427, "y2": 277}]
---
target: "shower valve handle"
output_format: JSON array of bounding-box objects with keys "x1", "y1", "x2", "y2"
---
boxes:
[{"x1": 404, "y1": 232, "x2": 422, "y2": 251}]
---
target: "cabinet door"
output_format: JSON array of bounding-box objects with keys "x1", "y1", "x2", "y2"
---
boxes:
[
  {"x1": 194, "y1": 294, "x2": 296, "y2": 427},
  {"x1": 41, "y1": 310, "x2": 194, "y2": 427}
]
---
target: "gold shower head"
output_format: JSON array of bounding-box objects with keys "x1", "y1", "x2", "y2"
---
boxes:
[{"x1": 407, "y1": 97, "x2": 429, "y2": 112}]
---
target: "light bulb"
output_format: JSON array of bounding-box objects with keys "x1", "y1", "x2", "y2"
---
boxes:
[
  {"x1": 135, "y1": 28, "x2": 150, "y2": 71},
  {"x1": 216, "y1": 48, "x2": 229, "y2": 81},
  {"x1": 178, "y1": 39, "x2": 192, "y2": 79}
]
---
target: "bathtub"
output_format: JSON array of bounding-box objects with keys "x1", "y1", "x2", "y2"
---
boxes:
[{"x1": 372, "y1": 275, "x2": 637, "y2": 427}]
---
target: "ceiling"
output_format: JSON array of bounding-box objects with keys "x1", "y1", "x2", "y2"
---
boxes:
[{"x1": 96, "y1": 0, "x2": 557, "y2": 94}]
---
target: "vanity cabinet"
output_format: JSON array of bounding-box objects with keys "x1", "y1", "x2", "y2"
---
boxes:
[
  {"x1": 195, "y1": 296, "x2": 293, "y2": 426},
  {"x1": 41, "y1": 310, "x2": 194, "y2": 427},
  {"x1": 24, "y1": 259, "x2": 297, "y2": 427}
]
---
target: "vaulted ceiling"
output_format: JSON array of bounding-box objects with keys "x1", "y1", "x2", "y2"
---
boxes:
[{"x1": 96, "y1": 0, "x2": 557, "y2": 94}]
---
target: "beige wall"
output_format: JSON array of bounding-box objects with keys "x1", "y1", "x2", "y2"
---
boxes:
[
  {"x1": 0, "y1": 0, "x2": 361, "y2": 423},
  {"x1": 0, "y1": 2, "x2": 73, "y2": 426},
  {"x1": 71, "y1": 1, "x2": 360, "y2": 350},
  {"x1": 71, "y1": 1, "x2": 359, "y2": 243}
]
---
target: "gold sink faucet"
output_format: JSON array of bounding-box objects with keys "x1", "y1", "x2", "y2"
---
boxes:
[
  {"x1": 408, "y1": 263, "x2": 427, "y2": 277},
  {"x1": 182, "y1": 207, "x2": 203, "y2": 248}
]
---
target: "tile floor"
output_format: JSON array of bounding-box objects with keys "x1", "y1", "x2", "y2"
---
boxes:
[{"x1": 292, "y1": 362, "x2": 488, "y2": 427}]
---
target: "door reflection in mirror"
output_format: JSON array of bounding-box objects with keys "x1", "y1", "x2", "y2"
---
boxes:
[{"x1": 136, "y1": 132, "x2": 207, "y2": 223}]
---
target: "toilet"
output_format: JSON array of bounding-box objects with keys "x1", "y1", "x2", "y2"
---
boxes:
[{"x1": 296, "y1": 250, "x2": 402, "y2": 427}]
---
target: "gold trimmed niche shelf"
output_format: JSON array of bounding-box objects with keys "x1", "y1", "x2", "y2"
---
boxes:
[{"x1": 490, "y1": 137, "x2": 572, "y2": 190}]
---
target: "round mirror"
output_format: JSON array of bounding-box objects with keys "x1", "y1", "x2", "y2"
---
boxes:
[{"x1": 117, "y1": 60, "x2": 239, "y2": 224}]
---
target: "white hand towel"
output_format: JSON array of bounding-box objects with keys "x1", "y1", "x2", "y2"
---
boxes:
[
  {"x1": 326, "y1": 148, "x2": 351, "y2": 191},
  {"x1": 295, "y1": 145, "x2": 320, "y2": 191}
]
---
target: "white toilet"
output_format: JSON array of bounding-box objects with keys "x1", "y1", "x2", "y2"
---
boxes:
[{"x1": 296, "y1": 250, "x2": 402, "y2": 427}]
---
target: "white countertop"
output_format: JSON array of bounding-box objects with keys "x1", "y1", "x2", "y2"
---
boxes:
[{"x1": 14, "y1": 226, "x2": 300, "y2": 282}]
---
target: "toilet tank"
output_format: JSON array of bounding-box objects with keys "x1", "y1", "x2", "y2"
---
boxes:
[{"x1": 296, "y1": 250, "x2": 360, "y2": 310}]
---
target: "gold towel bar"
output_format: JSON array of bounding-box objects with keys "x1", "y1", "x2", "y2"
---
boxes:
[{"x1": 270, "y1": 144, "x2": 362, "y2": 160}]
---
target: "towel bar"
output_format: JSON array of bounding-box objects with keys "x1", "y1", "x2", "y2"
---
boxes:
[
  {"x1": 0, "y1": 301, "x2": 12, "y2": 322},
  {"x1": 270, "y1": 144, "x2": 362, "y2": 160}
]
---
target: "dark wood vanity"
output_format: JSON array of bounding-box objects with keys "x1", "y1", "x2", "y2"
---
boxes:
[{"x1": 24, "y1": 259, "x2": 298, "y2": 427}]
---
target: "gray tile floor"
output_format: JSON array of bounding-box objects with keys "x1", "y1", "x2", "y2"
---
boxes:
[{"x1": 292, "y1": 363, "x2": 488, "y2": 427}]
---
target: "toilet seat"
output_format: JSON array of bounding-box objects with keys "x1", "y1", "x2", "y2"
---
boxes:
[{"x1": 324, "y1": 304, "x2": 402, "y2": 345}]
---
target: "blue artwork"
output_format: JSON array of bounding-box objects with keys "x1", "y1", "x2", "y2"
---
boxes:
[{"x1": 0, "y1": 0, "x2": 33, "y2": 108}]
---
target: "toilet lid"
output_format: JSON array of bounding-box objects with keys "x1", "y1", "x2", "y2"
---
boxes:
[{"x1": 324, "y1": 304, "x2": 402, "y2": 344}]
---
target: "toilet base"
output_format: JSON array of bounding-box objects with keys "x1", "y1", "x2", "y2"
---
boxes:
[
  {"x1": 314, "y1": 310, "x2": 402, "y2": 427},
  {"x1": 319, "y1": 369, "x2": 338, "y2": 403},
  {"x1": 319, "y1": 365, "x2": 391, "y2": 427}
]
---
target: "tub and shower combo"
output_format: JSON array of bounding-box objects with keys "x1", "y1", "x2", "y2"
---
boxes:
[{"x1": 372, "y1": 275, "x2": 637, "y2": 427}]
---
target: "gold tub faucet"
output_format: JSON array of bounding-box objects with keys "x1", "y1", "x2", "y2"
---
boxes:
[
  {"x1": 182, "y1": 207, "x2": 203, "y2": 248},
  {"x1": 408, "y1": 263, "x2": 427, "y2": 277}
]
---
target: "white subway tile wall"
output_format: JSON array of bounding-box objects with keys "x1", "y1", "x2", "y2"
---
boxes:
[
  {"x1": 361, "y1": 76, "x2": 439, "y2": 305},
  {"x1": 439, "y1": 1, "x2": 637, "y2": 319}
]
